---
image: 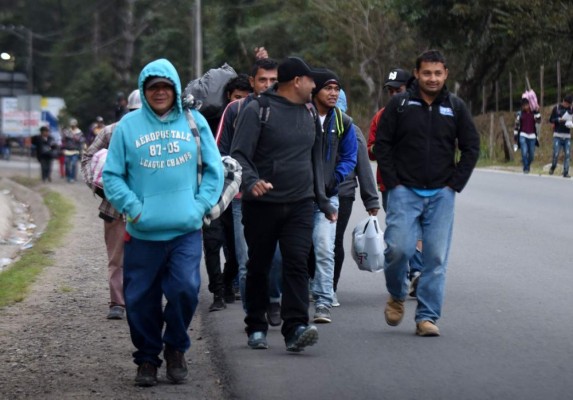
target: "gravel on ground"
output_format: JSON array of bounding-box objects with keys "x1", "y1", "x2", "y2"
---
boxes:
[{"x1": 0, "y1": 164, "x2": 228, "y2": 400}]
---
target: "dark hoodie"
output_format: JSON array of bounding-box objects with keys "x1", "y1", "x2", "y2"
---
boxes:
[{"x1": 230, "y1": 85, "x2": 336, "y2": 216}]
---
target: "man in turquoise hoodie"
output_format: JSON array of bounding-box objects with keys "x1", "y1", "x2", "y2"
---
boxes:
[{"x1": 103, "y1": 58, "x2": 224, "y2": 386}]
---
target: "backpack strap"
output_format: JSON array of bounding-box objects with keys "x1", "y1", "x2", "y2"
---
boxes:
[
  {"x1": 184, "y1": 108, "x2": 202, "y2": 187},
  {"x1": 447, "y1": 93, "x2": 463, "y2": 120},
  {"x1": 255, "y1": 95, "x2": 271, "y2": 125},
  {"x1": 396, "y1": 91, "x2": 411, "y2": 113},
  {"x1": 255, "y1": 96, "x2": 319, "y2": 132},
  {"x1": 231, "y1": 98, "x2": 246, "y2": 130}
]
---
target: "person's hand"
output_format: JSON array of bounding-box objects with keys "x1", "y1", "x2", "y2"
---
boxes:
[
  {"x1": 251, "y1": 179, "x2": 273, "y2": 197},
  {"x1": 367, "y1": 208, "x2": 379, "y2": 216},
  {"x1": 326, "y1": 212, "x2": 338, "y2": 222},
  {"x1": 254, "y1": 47, "x2": 268, "y2": 59}
]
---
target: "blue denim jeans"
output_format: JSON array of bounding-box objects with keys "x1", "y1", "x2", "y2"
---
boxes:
[
  {"x1": 310, "y1": 195, "x2": 339, "y2": 308},
  {"x1": 519, "y1": 136, "x2": 536, "y2": 172},
  {"x1": 384, "y1": 186, "x2": 455, "y2": 323},
  {"x1": 551, "y1": 137, "x2": 571, "y2": 176},
  {"x1": 123, "y1": 230, "x2": 202, "y2": 367},
  {"x1": 64, "y1": 153, "x2": 79, "y2": 181},
  {"x1": 234, "y1": 198, "x2": 283, "y2": 312}
]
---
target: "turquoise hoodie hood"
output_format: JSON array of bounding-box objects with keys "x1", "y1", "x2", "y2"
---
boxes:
[
  {"x1": 138, "y1": 58, "x2": 183, "y2": 120},
  {"x1": 103, "y1": 58, "x2": 224, "y2": 241}
]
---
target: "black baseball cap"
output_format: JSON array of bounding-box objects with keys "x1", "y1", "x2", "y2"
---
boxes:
[
  {"x1": 383, "y1": 68, "x2": 411, "y2": 89},
  {"x1": 278, "y1": 57, "x2": 315, "y2": 83}
]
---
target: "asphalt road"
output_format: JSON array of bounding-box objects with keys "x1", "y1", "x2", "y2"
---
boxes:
[
  {"x1": 3, "y1": 157, "x2": 571, "y2": 399},
  {"x1": 207, "y1": 169, "x2": 573, "y2": 400}
]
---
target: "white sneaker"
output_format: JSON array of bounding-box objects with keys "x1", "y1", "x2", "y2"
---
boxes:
[
  {"x1": 331, "y1": 292, "x2": 340, "y2": 307},
  {"x1": 409, "y1": 272, "x2": 421, "y2": 298}
]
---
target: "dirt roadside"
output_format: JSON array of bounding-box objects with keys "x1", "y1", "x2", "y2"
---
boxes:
[{"x1": 0, "y1": 165, "x2": 229, "y2": 400}]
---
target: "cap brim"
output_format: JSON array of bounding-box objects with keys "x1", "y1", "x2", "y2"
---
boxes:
[
  {"x1": 146, "y1": 77, "x2": 174, "y2": 89},
  {"x1": 384, "y1": 81, "x2": 404, "y2": 89}
]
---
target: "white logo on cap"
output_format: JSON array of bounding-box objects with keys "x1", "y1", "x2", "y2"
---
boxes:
[{"x1": 388, "y1": 71, "x2": 398, "y2": 80}]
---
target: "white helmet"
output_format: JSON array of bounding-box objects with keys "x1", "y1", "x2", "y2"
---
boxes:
[{"x1": 127, "y1": 89, "x2": 142, "y2": 110}]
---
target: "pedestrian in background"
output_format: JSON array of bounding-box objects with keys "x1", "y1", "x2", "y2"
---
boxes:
[
  {"x1": 80, "y1": 89, "x2": 141, "y2": 321},
  {"x1": 103, "y1": 58, "x2": 223, "y2": 386},
  {"x1": 514, "y1": 97, "x2": 541, "y2": 174},
  {"x1": 217, "y1": 57, "x2": 282, "y2": 324},
  {"x1": 548, "y1": 94, "x2": 572, "y2": 178},
  {"x1": 333, "y1": 124, "x2": 379, "y2": 306},
  {"x1": 34, "y1": 126, "x2": 57, "y2": 183},
  {"x1": 61, "y1": 118, "x2": 85, "y2": 183},
  {"x1": 367, "y1": 68, "x2": 423, "y2": 297}
]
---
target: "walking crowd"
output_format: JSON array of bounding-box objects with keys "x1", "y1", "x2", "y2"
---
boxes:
[{"x1": 29, "y1": 45, "x2": 572, "y2": 389}]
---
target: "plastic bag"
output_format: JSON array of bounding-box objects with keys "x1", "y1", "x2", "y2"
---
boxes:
[
  {"x1": 90, "y1": 148, "x2": 107, "y2": 189},
  {"x1": 182, "y1": 63, "x2": 237, "y2": 120},
  {"x1": 351, "y1": 216, "x2": 385, "y2": 273}
]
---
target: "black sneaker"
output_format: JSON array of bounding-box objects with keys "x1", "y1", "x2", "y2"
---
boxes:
[
  {"x1": 266, "y1": 302, "x2": 281, "y2": 326},
  {"x1": 209, "y1": 294, "x2": 226, "y2": 312},
  {"x1": 549, "y1": 166, "x2": 555, "y2": 175},
  {"x1": 135, "y1": 362, "x2": 158, "y2": 387},
  {"x1": 285, "y1": 325, "x2": 319, "y2": 352},
  {"x1": 564, "y1": 174, "x2": 571, "y2": 178},
  {"x1": 224, "y1": 286, "x2": 235, "y2": 304},
  {"x1": 164, "y1": 345, "x2": 188, "y2": 383},
  {"x1": 247, "y1": 331, "x2": 268, "y2": 349}
]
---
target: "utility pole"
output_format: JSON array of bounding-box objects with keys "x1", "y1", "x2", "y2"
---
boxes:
[
  {"x1": 26, "y1": 28, "x2": 33, "y2": 94},
  {"x1": 193, "y1": 0, "x2": 203, "y2": 79}
]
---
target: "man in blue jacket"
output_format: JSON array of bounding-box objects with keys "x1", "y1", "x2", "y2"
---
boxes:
[
  {"x1": 375, "y1": 50, "x2": 479, "y2": 337},
  {"x1": 103, "y1": 58, "x2": 224, "y2": 386},
  {"x1": 309, "y1": 69, "x2": 357, "y2": 324}
]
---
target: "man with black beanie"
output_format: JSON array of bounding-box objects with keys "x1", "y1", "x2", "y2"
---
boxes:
[{"x1": 309, "y1": 68, "x2": 357, "y2": 324}]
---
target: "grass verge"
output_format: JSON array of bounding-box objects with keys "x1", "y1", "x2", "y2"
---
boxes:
[{"x1": 0, "y1": 189, "x2": 74, "y2": 308}]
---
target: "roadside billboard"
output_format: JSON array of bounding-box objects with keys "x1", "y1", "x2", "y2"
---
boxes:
[
  {"x1": 0, "y1": 97, "x2": 42, "y2": 136},
  {"x1": 1, "y1": 96, "x2": 65, "y2": 141}
]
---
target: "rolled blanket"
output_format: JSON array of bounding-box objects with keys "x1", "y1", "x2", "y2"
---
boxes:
[{"x1": 203, "y1": 155, "x2": 242, "y2": 226}]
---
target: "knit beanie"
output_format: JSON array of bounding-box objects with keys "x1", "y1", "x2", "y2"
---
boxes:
[{"x1": 312, "y1": 68, "x2": 340, "y2": 96}]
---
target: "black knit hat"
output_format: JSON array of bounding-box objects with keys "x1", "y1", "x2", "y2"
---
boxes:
[
  {"x1": 277, "y1": 57, "x2": 315, "y2": 83},
  {"x1": 311, "y1": 68, "x2": 340, "y2": 96}
]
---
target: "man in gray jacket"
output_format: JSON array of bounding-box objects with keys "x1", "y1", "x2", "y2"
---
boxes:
[
  {"x1": 231, "y1": 56, "x2": 336, "y2": 352},
  {"x1": 333, "y1": 125, "x2": 379, "y2": 306}
]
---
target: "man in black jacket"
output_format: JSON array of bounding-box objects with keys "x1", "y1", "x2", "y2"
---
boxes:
[
  {"x1": 374, "y1": 50, "x2": 479, "y2": 337},
  {"x1": 231, "y1": 56, "x2": 336, "y2": 352}
]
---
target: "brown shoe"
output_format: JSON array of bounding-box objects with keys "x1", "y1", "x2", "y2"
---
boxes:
[
  {"x1": 384, "y1": 297, "x2": 405, "y2": 326},
  {"x1": 416, "y1": 320, "x2": 440, "y2": 337},
  {"x1": 164, "y1": 345, "x2": 188, "y2": 383},
  {"x1": 135, "y1": 362, "x2": 158, "y2": 387}
]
